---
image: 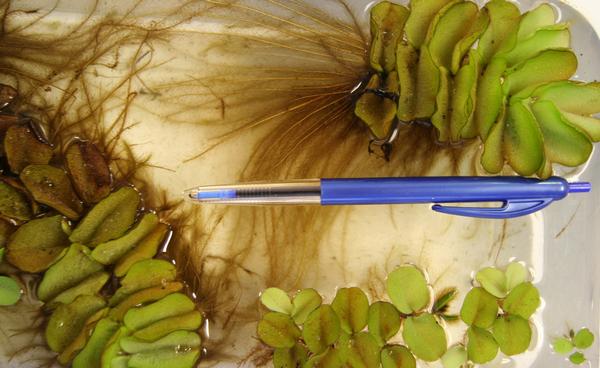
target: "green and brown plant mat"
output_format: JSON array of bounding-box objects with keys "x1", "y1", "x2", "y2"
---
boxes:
[
  {"x1": 0, "y1": 84, "x2": 202, "y2": 368},
  {"x1": 356, "y1": 0, "x2": 600, "y2": 178},
  {"x1": 257, "y1": 262, "x2": 544, "y2": 367}
]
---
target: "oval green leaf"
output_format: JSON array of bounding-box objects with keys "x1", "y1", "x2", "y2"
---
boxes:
[
  {"x1": 460, "y1": 287, "x2": 499, "y2": 328},
  {"x1": 467, "y1": 326, "x2": 499, "y2": 364},
  {"x1": 368, "y1": 301, "x2": 401, "y2": 346},
  {"x1": 347, "y1": 332, "x2": 380, "y2": 368},
  {"x1": 380, "y1": 345, "x2": 416, "y2": 368},
  {"x1": 0, "y1": 275, "x2": 21, "y2": 306},
  {"x1": 573, "y1": 328, "x2": 594, "y2": 349},
  {"x1": 402, "y1": 313, "x2": 447, "y2": 361},
  {"x1": 6, "y1": 215, "x2": 69, "y2": 272},
  {"x1": 502, "y1": 282, "x2": 540, "y2": 319},
  {"x1": 303, "y1": 305, "x2": 341, "y2": 354},
  {"x1": 552, "y1": 337, "x2": 573, "y2": 355},
  {"x1": 69, "y1": 186, "x2": 140, "y2": 246},
  {"x1": 260, "y1": 287, "x2": 293, "y2": 314},
  {"x1": 505, "y1": 262, "x2": 528, "y2": 291},
  {"x1": 291, "y1": 288, "x2": 322, "y2": 325},
  {"x1": 257, "y1": 312, "x2": 300, "y2": 349},
  {"x1": 441, "y1": 345, "x2": 467, "y2": 368},
  {"x1": 387, "y1": 265, "x2": 430, "y2": 314},
  {"x1": 492, "y1": 315, "x2": 532, "y2": 356},
  {"x1": 475, "y1": 267, "x2": 507, "y2": 298},
  {"x1": 20, "y1": 164, "x2": 83, "y2": 220},
  {"x1": 569, "y1": 351, "x2": 586, "y2": 365},
  {"x1": 273, "y1": 343, "x2": 309, "y2": 368},
  {"x1": 331, "y1": 287, "x2": 369, "y2": 334}
]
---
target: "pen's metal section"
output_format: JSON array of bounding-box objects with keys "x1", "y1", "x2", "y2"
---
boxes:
[{"x1": 186, "y1": 179, "x2": 321, "y2": 204}]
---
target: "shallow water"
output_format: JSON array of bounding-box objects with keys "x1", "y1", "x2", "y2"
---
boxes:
[{"x1": 0, "y1": 0, "x2": 598, "y2": 367}]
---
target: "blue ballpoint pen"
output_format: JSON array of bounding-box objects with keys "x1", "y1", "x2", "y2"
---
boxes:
[{"x1": 184, "y1": 176, "x2": 591, "y2": 219}]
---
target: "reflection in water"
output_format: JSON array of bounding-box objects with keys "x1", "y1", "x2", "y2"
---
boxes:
[{"x1": 0, "y1": 0, "x2": 537, "y2": 366}]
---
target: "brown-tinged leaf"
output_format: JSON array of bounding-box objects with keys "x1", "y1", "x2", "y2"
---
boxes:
[
  {"x1": 20, "y1": 164, "x2": 83, "y2": 220},
  {"x1": 65, "y1": 140, "x2": 112, "y2": 204},
  {"x1": 4, "y1": 124, "x2": 53, "y2": 174}
]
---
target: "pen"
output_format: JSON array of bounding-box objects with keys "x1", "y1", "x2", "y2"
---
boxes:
[{"x1": 184, "y1": 176, "x2": 591, "y2": 219}]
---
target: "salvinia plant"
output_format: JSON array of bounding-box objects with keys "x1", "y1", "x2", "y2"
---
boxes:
[
  {"x1": 355, "y1": 0, "x2": 600, "y2": 178},
  {"x1": 256, "y1": 262, "x2": 543, "y2": 368}
]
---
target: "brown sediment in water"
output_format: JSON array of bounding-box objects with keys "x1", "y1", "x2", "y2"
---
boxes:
[{"x1": 0, "y1": 0, "x2": 480, "y2": 365}]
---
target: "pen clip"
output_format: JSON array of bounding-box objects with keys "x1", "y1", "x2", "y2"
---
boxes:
[{"x1": 431, "y1": 198, "x2": 554, "y2": 219}]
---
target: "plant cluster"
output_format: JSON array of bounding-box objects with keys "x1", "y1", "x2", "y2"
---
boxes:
[
  {"x1": 0, "y1": 84, "x2": 201, "y2": 368},
  {"x1": 553, "y1": 327, "x2": 595, "y2": 365},
  {"x1": 356, "y1": 0, "x2": 600, "y2": 178},
  {"x1": 257, "y1": 262, "x2": 542, "y2": 367}
]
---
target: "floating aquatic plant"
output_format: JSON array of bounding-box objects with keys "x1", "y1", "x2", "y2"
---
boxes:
[
  {"x1": 358, "y1": 0, "x2": 600, "y2": 177},
  {"x1": 552, "y1": 327, "x2": 595, "y2": 365},
  {"x1": 0, "y1": 92, "x2": 203, "y2": 368},
  {"x1": 256, "y1": 262, "x2": 541, "y2": 367}
]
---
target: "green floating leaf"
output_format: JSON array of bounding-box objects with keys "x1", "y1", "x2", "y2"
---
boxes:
[
  {"x1": 331, "y1": 287, "x2": 369, "y2": 334},
  {"x1": 396, "y1": 42, "x2": 418, "y2": 122},
  {"x1": 72, "y1": 318, "x2": 120, "y2": 368},
  {"x1": 303, "y1": 305, "x2": 341, "y2": 354},
  {"x1": 505, "y1": 262, "x2": 528, "y2": 291},
  {"x1": 476, "y1": 0, "x2": 521, "y2": 65},
  {"x1": 45, "y1": 295, "x2": 106, "y2": 353},
  {"x1": 380, "y1": 345, "x2": 416, "y2": 368},
  {"x1": 441, "y1": 345, "x2": 467, "y2": 368},
  {"x1": 273, "y1": 343, "x2": 309, "y2": 368},
  {"x1": 20, "y1": 164, "x2": 83, "y2": 220},
  {"x1": 402, "y1": 313, "x2": 447, "y2": 362},
  {"x1": 127, "y1": 348, "x2": 200, "y2": 368},
  {"x1": 114, "y1": 223, "x2": 169, "y2": 277},
  {"x1": 70, "y1": 186, "x2": 140, "y2": 246},
  {"x1": 109, "y1": 259, "x2": 176, "y2": 306},
  {"x1": 347, "y1": 332, "x2": 380, "y2": 368},
  {"x1": 120, "y1": 330, "x2": 201, "y2": 354},
  {"x1": 531, "y1": 100, "x2": 592, "y2": 167},
  {"x1": 404, "y1": 0, "x2": 453, "y2": 49},
  {"x1": 91, "y1": 212, "x2": 159, "y2": 265},
  {"x1": 6, "y1": 215, "x2": 69, "y2": 273},
  {"x1": 492, "y1": 315, "x2": 532, "y2": 356},
  {"x1": 516, "y1": 3, "x2": 556, "y2": 41},
  {"x1": 369, "y1": 1, "x2": 409, "y2": 73},
  {"x1": 503, "y1": 100, "x2": 545, "y2": 176},
  {"x1": 467, "y1": 326, "x2": 499, "y2": 364},
  {"x1": 368, "y1": 301, "x2": 401, "y2": 346},
  {"x1": 123, "y1": 293, "x2": 195, "y2": 331},
  {"x1": 552, "y1": 337, "x2": 574, "y2": 355},
  {"x1": 533, "y1": 81, "x2": 600, "y2": 116},
  {"x1": 387, "y1": 265, "x2": 430, "y2": 314},
  {"x1": 37, "y1": 243, "x2": 104, "y2": 302},
  {"x1": 460, "y1": 287, "x2": 498, "y2": 329},
  {"x1": 476, "y1": 267, "x2": 507, "y2": 298},
  {"x1": 0, "y1": 275, "x2": 21, "y2": 306},
  {"x1": 132, "y1": 311, "x2": 202, "y2": 342},
  {"x1": 47, "y1": 271, "x2": 110, "y2": 310},
  {"x1": 502, "y1": 282, "x2": 540, "y2": 319},
  {"x1": 291, "y1": 288, "x2": 322, "y2": 325},
  {"x1": 257, "y1": 312, "x2": 301, "y2": 349},
  {"x1": 304, "y1": 347, "x2": 345, "y2": 368},
  {"x1": 109, "y1": 282, "x2": 183, "y2": 321},
  {"x1": 261, "y1": 287, "x2": 293, "y2": 314},
  {"x1": 569, "y1": 351, "x2": 586, "y2": 365},
  {"x1": 573, "y1": 328, "x2": 594, "y2": 349}
]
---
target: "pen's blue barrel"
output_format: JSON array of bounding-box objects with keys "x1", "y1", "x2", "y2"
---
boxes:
[{"x1": 320, "y1": 176, "x2": 572, "y2": 205}]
